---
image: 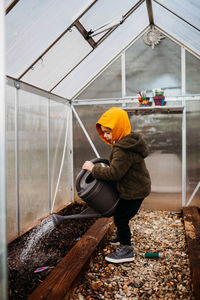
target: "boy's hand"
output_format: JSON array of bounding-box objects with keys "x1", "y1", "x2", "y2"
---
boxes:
[{"x1": 82, "y1": 161, "x2": 94, "y2": 173}]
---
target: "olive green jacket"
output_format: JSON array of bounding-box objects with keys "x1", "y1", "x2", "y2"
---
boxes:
[{"x1": 92, "y1": 132, "x2": 151, "y2": 200}]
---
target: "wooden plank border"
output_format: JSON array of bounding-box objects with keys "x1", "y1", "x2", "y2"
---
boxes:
[
  {"x1": 182, "y1": 206, "x2": 200, "y2": 300},
  {"x1": 28, "y1": 217, "x2": 113, "y2": 300}
]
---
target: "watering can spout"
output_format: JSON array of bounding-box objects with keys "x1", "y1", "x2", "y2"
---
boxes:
[
  {"x1": 52, "y1": 214, "x2": 65, "y2": 226},
  {"x1": 52, "y1": 207, "x2": 102, "y2": 227}
]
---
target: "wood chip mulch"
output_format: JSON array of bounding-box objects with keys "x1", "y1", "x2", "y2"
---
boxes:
[{"x1": 71, "y1": 209, "x2": 194, "y2": 300}]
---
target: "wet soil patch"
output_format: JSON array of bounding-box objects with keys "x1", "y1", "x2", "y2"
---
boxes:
[{"x1": 8, "y1": 203, "x2": 96, "y2": 300}]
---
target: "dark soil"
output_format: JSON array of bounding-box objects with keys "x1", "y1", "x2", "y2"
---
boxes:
[{"x1": 8, "y1": 203, "x2": 96, "y2": 300}]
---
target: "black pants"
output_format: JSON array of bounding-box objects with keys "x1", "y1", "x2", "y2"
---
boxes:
[{"x1": 113, "y1": 198, "x2": 144, "y2": 246}]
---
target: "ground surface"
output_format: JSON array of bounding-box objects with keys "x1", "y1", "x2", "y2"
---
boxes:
[
  {"x1": 8, "y1": 203, "x2": 96, "y2": 300},
  {"x1": 71, "y1": 209, "x2": 194, "y2": 300}
]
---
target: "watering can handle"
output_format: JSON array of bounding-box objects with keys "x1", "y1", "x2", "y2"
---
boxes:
[{"x1": 76, "y1": 158, "x2": 109, "y2": 192}]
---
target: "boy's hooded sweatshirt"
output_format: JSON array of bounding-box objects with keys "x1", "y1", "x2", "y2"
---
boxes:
[{"x1": 92, "y1": 107, "x2": 151, "y2": 200}]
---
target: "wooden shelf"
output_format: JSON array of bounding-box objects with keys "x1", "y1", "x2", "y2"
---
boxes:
[{"x1": 124, "y1": 106, "x2": 184, "y2": 114}]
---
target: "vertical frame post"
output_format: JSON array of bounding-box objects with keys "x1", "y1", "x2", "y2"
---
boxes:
[
  {"x1": 181, "y1": 47, "x2": 186, "y2": 206},
  {"x1": 0, "y1": 1, "x2": 7, "y2": 298},
  {"x1": 69, "y1": 105, "x2": 74, "y2": 202},
  {"x1": 121, "y1": 52, "x2": 126, "y2": 106},
  {"x1": 14, "y1": 82, "x2": 20, "y2": 234},
  {"x1": 47, "y1": 98, "x2": 51, "y2": 213}
]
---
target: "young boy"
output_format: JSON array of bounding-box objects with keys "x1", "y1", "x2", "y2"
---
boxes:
[{"x1": 82, "y1": 107, "x2": 151, "y2": 263}]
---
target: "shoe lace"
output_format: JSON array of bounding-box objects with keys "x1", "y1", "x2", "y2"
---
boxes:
[{"x1": 116, "y1": 245, "x2": 126, "y2": 254}]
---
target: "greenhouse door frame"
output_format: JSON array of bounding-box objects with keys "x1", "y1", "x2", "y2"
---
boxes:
[{"x1": 0, "y1": 2, "x2": 7, "y2": 299}]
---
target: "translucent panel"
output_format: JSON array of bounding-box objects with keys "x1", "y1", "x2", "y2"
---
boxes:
[
  {"x1": 186, "y1": 51, "x2": 200, "y2": 94},
  {"x1": 80, "y1": 0, "x2": 140, "y2": 42},
  {"x1": 73, "y1": 105, "x2": 113, "y2": 201},
  {"x1": 77, "y1": 57, "x2": 121, "y2": 99},
  {"x1": 152, "y1": 1, "x2": 200, "y2": 56},
  {"x1": 186, "y1": 100, "x2": 200, "y2": 206},
  {"x1": 5, "y1": 0, "x2": 13, "y2": 9},
  {"x1": 156, "y1": 0, "x2": 200, "y2": 30},
  {"x1": 21, "y1": 27, "x2": 92, "y2": 91},
  {"x1": 126, "y1": 36, "x2": 181, "y2": 97},
  {"x1": 18, "y1": 90, "x2": 49, "y2": 232},
  {"x1": 5, "y1": 84, "x2": 17, "y2": 241},
  {"x1": 5, "y1": 0, "x2": 95, "y2": 78},
  {"x1": 132, "y1": 112, "x2": 182, "y2": 210},
  {"x1": 5, "y1": 85, "x2": 73, "y2": 238},
  {"x1": 50, "y1": 102, "x2": 73, "y2": 211},
  {"x1": 53, "y1": 2, "x2": 149, "y2": 99}
]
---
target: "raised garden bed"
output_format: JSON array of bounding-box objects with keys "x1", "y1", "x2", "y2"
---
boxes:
[
  {"x1": 182, "y1": 206, "x2": 200, "y2": 300},
  {"x1": 9, "y1": 203, "x2": 199, "y2": 299},
  {"x1": 29, "y1": 217, "x2": 113, "y2": 300},
  {"x1": 8, "y1": 202, "x2": 106, "y2": 299}
]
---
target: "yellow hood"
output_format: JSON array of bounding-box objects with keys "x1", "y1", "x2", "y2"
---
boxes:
[{"x1": 96, "y1": 107, "x2": 131, "y2": 145}]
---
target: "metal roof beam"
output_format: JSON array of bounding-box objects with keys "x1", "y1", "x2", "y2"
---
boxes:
[
  {"x1": 6, "y1": 75, "x2": 71, "y2": 104},
  {"x1": 146, "y1": 0, "x2": 154, "y2": 25},
  {"x1": 74, "y1": 20, "x2": 96, "y2": 49},
  {"x1": 5, "y1": 0, "x2": 20, "y2": 15}
]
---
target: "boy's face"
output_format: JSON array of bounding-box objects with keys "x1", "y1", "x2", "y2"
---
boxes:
[{"x1": 101, "y1": 125, "x2": 112, "y2": 143}]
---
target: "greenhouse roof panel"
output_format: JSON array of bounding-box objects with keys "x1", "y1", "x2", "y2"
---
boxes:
[
  {"x1": 53, "y1": 2, "x2": 149, "y2": 99},
  {"x1": 4, "y1": 0, "x2": 200, "y2": 100},
  {"x1": 80, "y1": 0, "x2": 140, "y2": 42},
  {"x1": 152, "y1": 1, "x2": 200, "y2": 56},
  {"x1": 155, "y1": 0, "x2": 200, "y2": 31},
  {"x1": 4, "y1": 0, "x2": 14, "y2": 10},
  {"x1": 21, "y1": 27, "x2": 92, "y2": 91},
  {"x1": 5, "y1": 0, "x2": 96, "y2": 78}
]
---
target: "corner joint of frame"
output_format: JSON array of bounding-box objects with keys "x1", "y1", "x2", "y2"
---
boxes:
[{"x1": 14, "y1": 80, "x2": 20, "y2": 90}]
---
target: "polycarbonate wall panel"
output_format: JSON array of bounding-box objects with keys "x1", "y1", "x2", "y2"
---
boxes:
[
  {"x1": 131, "y1": 111, "x2": 182, "y2": 209},
  {"x1": 53, "y1": 2, "x2": 149, "y2": 99},
  {"x1": 126, "y1": 36, "x2": 181, "y2": 96},
  {"x1": 152, "y1": 1, "x2": 200, "y2": 56},
  {"x1": 5, "y1": 83, "x2": 73, "y2": 239},
  {"x1": 22, "y1": 27, "x2": 92, "y2": 91},
  {"x1": 131, "y1": 112, "x2": 182, "y2": 192},
  {"x1": 155, "y1": 0, "x2": 200, "y2": 30},
  {"x1": 77, "y1": 57, "x2": 122, "y2": 99},
  {"x1": 5, "y1": 0, "x2": 95, "y2": 78},
  {"x1": 18, "y1": 90, "x2": 49, "y2": 231},
  {"x1": 50, "y1": 101, "x2": 73, "y2": 211},
  {"x1": 5, "y1": 84, "x2": 17, "y2": 241},
  {"x1": 186, "y1": 51, "x2": 200, "y2": 94},
  {"x1": 186, "y1": 100, "x2": 200, "y2": 206},
  {"x1": 80, "y1": 0, "x2": 140, "y2": 42}
]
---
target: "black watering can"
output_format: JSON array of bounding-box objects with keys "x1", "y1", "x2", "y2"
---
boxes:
[{"x1": 52, "y1": 158, "x2": 120, "y2": 226}]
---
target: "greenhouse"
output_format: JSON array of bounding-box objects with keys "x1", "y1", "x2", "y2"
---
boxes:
[{"x1": 1, "y1": 0, "x2": 200, "y2": 299}]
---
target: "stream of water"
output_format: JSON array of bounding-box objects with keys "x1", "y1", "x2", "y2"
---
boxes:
[{"x1": 20, "y1": 217, "x2": 55, "y2": 262}]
